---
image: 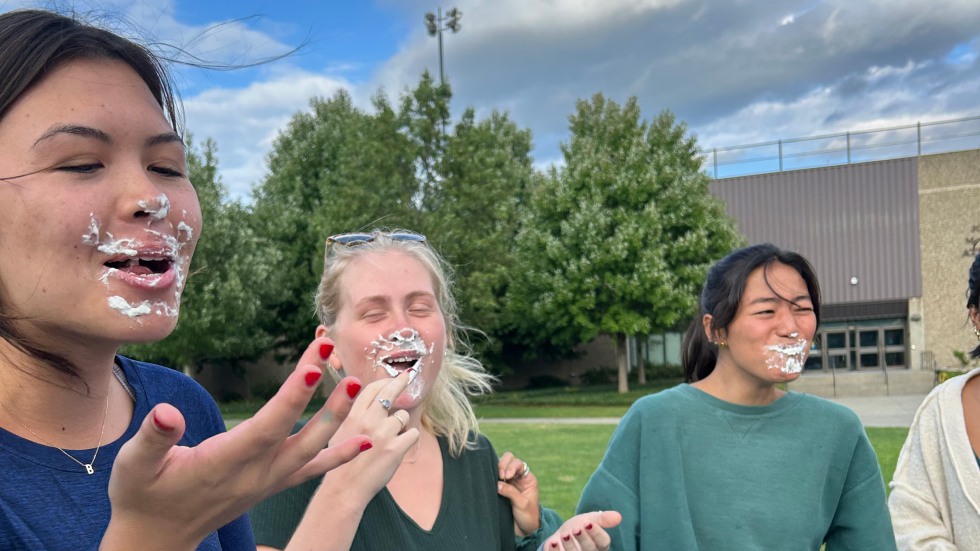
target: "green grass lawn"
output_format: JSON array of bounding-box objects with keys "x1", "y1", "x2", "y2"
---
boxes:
[
  {"x1": 221, "y1": 381, "x2": 911, "y2": 522},
  {"x1": 482, "y1": 423, "x2": 910, "y2": 520}
]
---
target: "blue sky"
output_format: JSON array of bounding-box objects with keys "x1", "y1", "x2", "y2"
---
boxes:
[{"x1": 7, "y1": 0, "x2": 980, "y2": 199}]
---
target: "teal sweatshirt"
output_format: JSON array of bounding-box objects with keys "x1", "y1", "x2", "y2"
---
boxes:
[{"x1": 577, "y1": 384, "x2": 897, "y2": 550}]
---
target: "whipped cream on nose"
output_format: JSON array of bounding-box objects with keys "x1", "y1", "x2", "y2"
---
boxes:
[
  {"x1": 764, "y1": 337, "x2": 809, "y2": 374},
  {"x1": 138, "y1": 194, "x2": 170, "y2": 221}
]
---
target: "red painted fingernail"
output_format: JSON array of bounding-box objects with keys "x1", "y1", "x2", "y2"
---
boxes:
[
  {"x1": 574, "y1": 529, "x2": 582, "y2": 536},
  {"x1": 586, "y1": 523, "x2": 593, "y2": 531},
  {"x1": 319, "y1": 343, "x2": 333, "y2": 360},
  {"x1": 562, "y1": 535, "x2": 571, "y2": 542},
  {"x1": 152, "y1": 411, "x2": 172, "y2": 432},
  {"x1": 346, "y1": 381, "x2": 362, "y2": 399},
  {"x1": 550, "y1": 543, "x2": 558, "y2": 549},
  {"x1": 359, "y1": 441, "x2": 373, "y2": 452},
  {"x1": 305, "y1": 371, "x2": 322, "y2": 387}
]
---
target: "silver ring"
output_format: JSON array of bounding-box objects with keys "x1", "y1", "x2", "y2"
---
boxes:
[
  {"x1": 520, "y1": 461, "x2": 530, "y2": 478},
  {"x1": 393, "y1": 412, "x2": 407, "y2": 430},
  {"x1": 378, "y1": 398, "x2": 391, "y2": 411}
]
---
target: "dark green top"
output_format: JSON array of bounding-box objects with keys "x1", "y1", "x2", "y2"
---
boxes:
[{"x1": 251, "y1": 433, "x2": 559, "y2": 550}]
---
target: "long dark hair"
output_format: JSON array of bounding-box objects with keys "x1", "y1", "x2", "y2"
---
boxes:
[
  {"x1": 0, "y1": 9, "x2": 180, "y2": 383},
  {"x1": 682, "y1": 243, "x2": 822, "y2": 383},
  {"x1": 969, "y1": 253, "x2": 980, "y2": 359}
]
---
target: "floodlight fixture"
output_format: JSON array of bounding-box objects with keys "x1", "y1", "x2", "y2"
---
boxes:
[
  {"x1": 423, "y1": 6, "x2": 463, "y2": 86},
  {"x1": 424, "y1": 12, "x2": 438, "y2": 35}
]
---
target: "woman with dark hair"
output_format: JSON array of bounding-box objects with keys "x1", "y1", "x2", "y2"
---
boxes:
[
  {"x1": 575, "y1": 243, "x2": 897, "y2": 550},
  {"x1": 0, "y1": 9, "x2": 380, "y2": 550},
  {"x1": 889, "y1": 253, "x2": 980, "y2": 549}
]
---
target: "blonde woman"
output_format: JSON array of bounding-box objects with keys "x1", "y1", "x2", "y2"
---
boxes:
[{"x1": 251, "y1": 231, "x2": 616, "y2": 551}]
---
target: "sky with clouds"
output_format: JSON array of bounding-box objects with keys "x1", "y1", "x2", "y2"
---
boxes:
[{"x1": 8, "y1": 0, "x2": 980, "y2": 199}]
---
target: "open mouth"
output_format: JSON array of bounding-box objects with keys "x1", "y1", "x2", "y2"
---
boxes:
[
  {"x1": 380, "y1": 355, "x2": 421, "y2": 379},
  {"x1": 104, "y1": 256, "x2": 173, "y2": 276}
]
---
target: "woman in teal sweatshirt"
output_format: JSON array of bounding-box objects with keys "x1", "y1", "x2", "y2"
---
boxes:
[{"x1": 576, "y1": 243, "x2": 897, "y2": 550}]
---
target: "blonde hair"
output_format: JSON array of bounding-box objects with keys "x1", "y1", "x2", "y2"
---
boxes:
[{"x1": 314, "y1": 230, "x2": 496, "y2": 456}]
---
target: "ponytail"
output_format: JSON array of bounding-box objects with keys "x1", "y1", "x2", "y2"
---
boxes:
[{"x1": 682, "y1": 314, "x2": 716, "y2": 382}]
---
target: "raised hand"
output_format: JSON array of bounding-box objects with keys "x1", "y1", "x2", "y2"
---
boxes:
[
  {"x1": 497, "y1": 451, "x2": 541, "y2": 536},
  {"x1": 101, "y1": 338, "x2": 368, "y2": 551}
]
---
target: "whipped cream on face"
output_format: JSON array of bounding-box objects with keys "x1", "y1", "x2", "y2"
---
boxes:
[
  {"x1": 367, "y1": 328, "x2": 426, "y2": 398},
  {"x1": 84, "y1": 206, "x2": 195, "y2": 320},
  {"x1": 82, "y1": 214, "x2": 100, "y2": 246},
  {"x1": 177, "y1": 221, "x2": 194, "y2": 242},
  {"x1": 107, "y1": 296, "x2": 179, "y2": 318},
  {"x1": 138, "y1": 194, "x2": 170, "y2": 221},
  {"x1": 764, "y1": 338, "x2": 809, "y2": 374}
]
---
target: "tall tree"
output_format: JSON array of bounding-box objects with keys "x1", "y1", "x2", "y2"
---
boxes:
[
  {"x1": 423, "y1": 108, "x2": 534, "y2": 368},
  {"x1": 124, "y1": 137, "x2": 273, "y2": 375},
  {"x1": 399, "y1": 71, "x2": 451, "y2": 211},
  {"x1": 508, "y1": 94, "x2": 743, "y2": 392},
  {"x1": 250, "y1": 90, "x2": 418, "y2": 360}
]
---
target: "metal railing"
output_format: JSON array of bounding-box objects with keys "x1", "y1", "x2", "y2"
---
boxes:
[{"x1": 704, "y1": 115, "x2": 980, "y2": 180}]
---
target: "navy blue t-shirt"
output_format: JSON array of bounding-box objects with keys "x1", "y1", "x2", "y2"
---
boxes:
[{"x1": 0, "y1": 356, "x2": 254, "y2": 550}]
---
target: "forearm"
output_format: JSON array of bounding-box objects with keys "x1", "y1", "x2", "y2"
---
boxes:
[
  {"x1": 100, "y1": 516, "x2": 201, "y2": 551},
  {"x1": 285, "y1": 472, "x2": 372, "y2": 551}
]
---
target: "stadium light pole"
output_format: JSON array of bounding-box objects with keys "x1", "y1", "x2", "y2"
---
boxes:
[{"x1": 424, "y1": 7, "x2": 462, "y2": 86}]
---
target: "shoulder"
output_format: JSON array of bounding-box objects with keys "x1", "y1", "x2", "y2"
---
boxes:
[
  {"x1": 628, "y1": 384, "x2": 692, "y2": 415},
  {"x1": 116, "y1": 355, "x2": 216, "y2": 407},
  {"x1": 463, "y1": 432, "x2": 497, "y2": 461},
  {"x1": 116, "y1": 355, "x2": 223, "y2": 444},
  {"x1": 792, "y1": 392, "x2": 863, "y2": 426},
  {"x1": 906, "y1": 369, "x2": 978, "y2": 434}
]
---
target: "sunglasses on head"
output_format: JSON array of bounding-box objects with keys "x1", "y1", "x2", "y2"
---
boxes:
[{"x1": 325, "y1": 232, "x2": 428, "y2": 247}]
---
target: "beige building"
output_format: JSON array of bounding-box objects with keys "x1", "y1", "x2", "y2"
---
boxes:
[{"x1": 711, "y1": 149, "x2": 980, "y2": 397}]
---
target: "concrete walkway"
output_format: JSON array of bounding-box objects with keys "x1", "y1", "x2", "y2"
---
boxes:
[
  {"x1": 477, "y1": 393, "x2": 930, "y2": 429},
  {"x1": 828, "y1": 393, "x2": 928, "y2": 428}
]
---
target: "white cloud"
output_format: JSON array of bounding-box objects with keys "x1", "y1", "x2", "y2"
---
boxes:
[{"x1": 183, "y1": 69, "x2": 355, "y2": 200}]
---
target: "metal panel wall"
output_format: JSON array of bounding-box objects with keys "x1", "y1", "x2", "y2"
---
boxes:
[{"x1": 709, "y1": 157, "x2": 921, "y2": 305}]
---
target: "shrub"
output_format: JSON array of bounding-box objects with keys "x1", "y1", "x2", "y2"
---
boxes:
[
  {"x1": 580, "y1": 367, "x2": 616, "y2": 386},
  {"x1": 525, "y1": 374, "x2": 570, "y2": 389}
]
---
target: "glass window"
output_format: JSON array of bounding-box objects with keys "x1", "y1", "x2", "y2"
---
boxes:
[
  {"x1": 884, "y1": 329, "x2": 904, "y2": 346},
  {"x1": 860, "y1": 353, "x2": 879, "y2": 368},
  {"x1": 828, "y1": 355, "x2": 849, "y2": 370},
  {"x1": 804, "y1": 356, "x2": 822, "y2": 370},
  {"x1": 885, "y1": 352, "x2": 906, "y2": 367},
  {"x1": 859, "y1": 331, "x2": 878, "y2": 348},
  {"x1": 826, "y1": 332, "x2": 846, "y2": 350}
]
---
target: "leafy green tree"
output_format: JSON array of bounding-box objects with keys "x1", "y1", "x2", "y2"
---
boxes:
[
  {"x1": 124, "y1": 137, "x2": 274, "y2": 375},
  {"x1": 422, "y1": 108, "x2": 534, "y2": 368},
  {"x1": 508, "y1": 94, "x2": 743, "y2": 392},
  {"x1": 250, "y1": 90, "x2": 418, "y2": 360},
  {"x1": 399, "y1": 71, "x2": 451, "y2": 210}
]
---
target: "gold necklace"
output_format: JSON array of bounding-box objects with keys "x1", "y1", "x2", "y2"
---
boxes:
[
  {"x1": 402, "y1": 434, "x2": 423, "y2": 464},
  {"x1": 0, "y1": 391, "x2": 110, "y2": 475}
]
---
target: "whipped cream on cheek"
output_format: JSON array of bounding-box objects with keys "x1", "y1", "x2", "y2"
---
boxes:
[
  {"x1": 366, "y1": 328, "x2": 427, "y2": 399},
  {"x1": 764, "y1": 338, "x2": 809, "y2": 375},
  {"x1": 84, "y1": 208, "x2": 196, "y2": 320}
]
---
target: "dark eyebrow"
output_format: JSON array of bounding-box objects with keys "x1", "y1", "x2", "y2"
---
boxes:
[
  {"x1": 32, "y1": 125, "x2": 184, "y2": 150},
  {"x1": 146, "y1": 132, "x2": 185, "y2": 150},
  {"x1": 33, "y1": 125, "x2": 111, "y2": 148},
  {"x1": 748, "y1": 295, "x2": 811, "y2": 306}
]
